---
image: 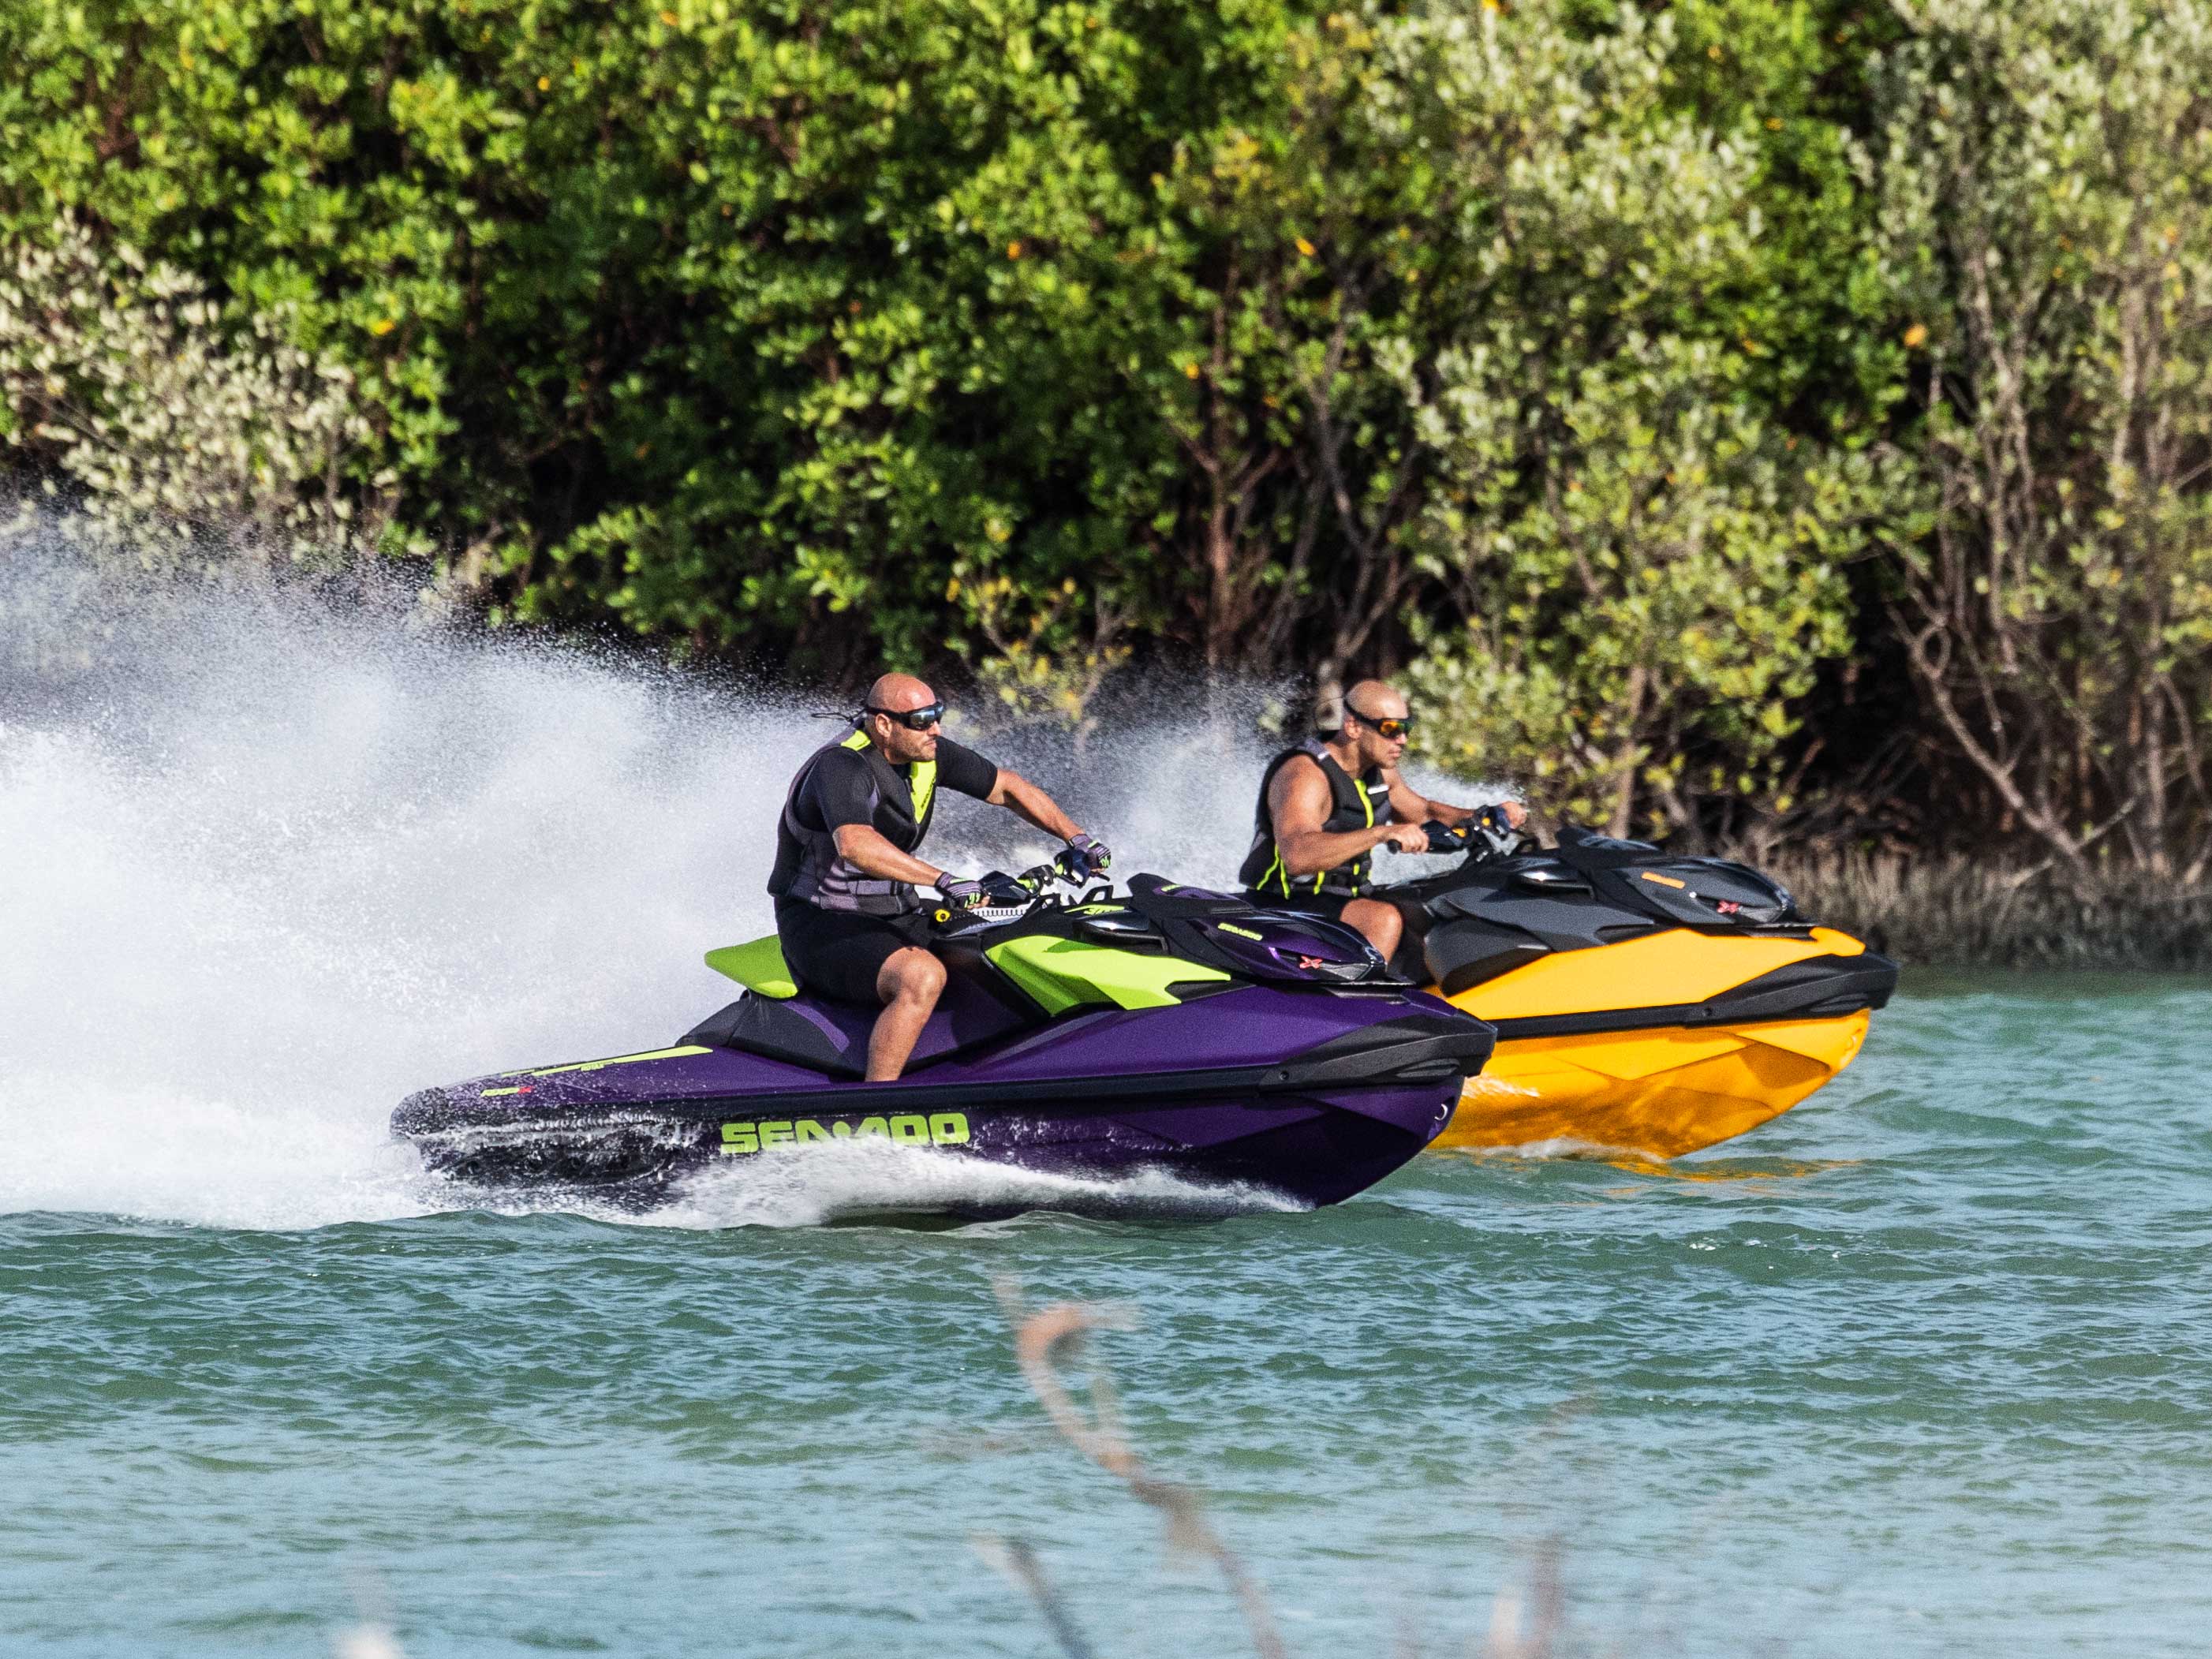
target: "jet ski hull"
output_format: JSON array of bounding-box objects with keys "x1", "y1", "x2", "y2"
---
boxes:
[
  {"x1": 1428, "y1": 926, "x2": 1894, "y2": 1158},
  {"x1": 396, "y1": 987, "x2": 1489, "y2": 1211},
  {"x1": 1441, "y1": 1011, "x2": 1870, "y2": 1159}
]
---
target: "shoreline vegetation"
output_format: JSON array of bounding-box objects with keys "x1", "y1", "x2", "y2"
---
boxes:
[
  {"x1": 1765, "y1": 854, "x2": 2212, "y2": 972},
  {"x1": 6, "y1": 0, "x2": 2212, "y2": 950}
]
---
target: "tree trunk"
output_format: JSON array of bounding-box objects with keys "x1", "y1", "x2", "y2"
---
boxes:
[{"x1": 1605, "y1": 664, "x2": 1648, "y2": 839}]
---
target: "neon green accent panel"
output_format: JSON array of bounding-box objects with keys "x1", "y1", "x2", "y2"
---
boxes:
[
  {"x1": 704, "y1": 936, "x2": 798, "y2": 999},
  {"x1": 1351, "y1": 773, "x2": 1374, "y2": 895},
  {"x1": 837, "y1": 728, "x2": 933, "y2": 822},
  {"x1": 988, "y1": 937, "x2": 1086, "y2": 1013},
  {"x1": 987, "y1": 936, "x2": 1229, "y2": 1013},
  {"x1": 499, "y1": 1045, "x2": 714, "y2": 1079}
]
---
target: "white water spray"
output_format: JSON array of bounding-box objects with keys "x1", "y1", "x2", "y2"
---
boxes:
[{"x1": 0, "y1": 540, "x2": 1503, "y2": 1228}]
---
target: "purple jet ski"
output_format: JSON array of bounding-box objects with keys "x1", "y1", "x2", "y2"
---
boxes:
[{"x1": 392, "y1": 871, "x2": 1494, "y2": 1212}]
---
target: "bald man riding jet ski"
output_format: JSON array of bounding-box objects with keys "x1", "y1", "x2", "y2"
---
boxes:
[
  {"x1": 771, "y1": 673, "x2": 1109, "y2": 1082},
  {"x1": 1240, "y1": 680, "x2": 1526, "y2": 962}
]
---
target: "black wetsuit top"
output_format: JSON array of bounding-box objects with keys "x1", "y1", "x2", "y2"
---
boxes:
[{"x1": 768, "y1": 728, "x2": 1000, "y2": 915}]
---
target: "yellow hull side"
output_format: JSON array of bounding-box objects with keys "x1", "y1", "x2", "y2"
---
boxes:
[
  {"x1": 1431, "y1": 928, "x2": 1875, "y2": 1160},
  {"x1": 1433, "y1": 1012, "x2": 1870, "y2": 1160}
]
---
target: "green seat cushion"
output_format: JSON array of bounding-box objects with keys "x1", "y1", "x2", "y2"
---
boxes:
[
  {"x1": 985, "y1": 935, "x2": 1228, "y2": 1014},
  {"x1": 704, "y1": 936, "x2": 798, "y2": 999}
]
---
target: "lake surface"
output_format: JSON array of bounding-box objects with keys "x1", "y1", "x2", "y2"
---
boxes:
[
  {"x1": 6, "y1": 973, "x2": 2210, "y2": 1658},
  {"x1": 4, "y1": 578, "x2": 2206, "y2": 1654}
]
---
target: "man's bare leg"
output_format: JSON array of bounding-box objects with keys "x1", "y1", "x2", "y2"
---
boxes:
[
  {"x1": 1340, "y1": 898, "x2": 1403, "y2": 963},
  {"x1": 868, "y1": 946, "x2": 947, "y2": 1082}
]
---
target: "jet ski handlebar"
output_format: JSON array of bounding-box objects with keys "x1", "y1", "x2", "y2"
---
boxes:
[
  {"x1": 1418, "y1": 809, "x2": 1525, "y2": 861},
  {"x1": 931, "y1": 861, "x2": 1104, "y2": 933}
]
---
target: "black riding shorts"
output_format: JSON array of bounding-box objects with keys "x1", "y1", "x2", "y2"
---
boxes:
[{"x1": 774, "y1": 899, "x2": 934, "y2": 1003}]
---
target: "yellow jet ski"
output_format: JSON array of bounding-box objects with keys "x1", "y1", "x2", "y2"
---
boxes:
[{"x1": 1388, "y1": 822, "x2": 1896, "y2": 1160}]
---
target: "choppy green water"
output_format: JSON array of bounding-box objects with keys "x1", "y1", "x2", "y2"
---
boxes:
[{"x1": 6, "y1": 974, "x2": 2210, "y2": 1657}]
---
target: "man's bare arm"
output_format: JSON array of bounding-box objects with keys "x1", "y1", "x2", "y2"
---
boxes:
[
  {"x1": 1384, "y1": 772, "x2": 1528, "y2": 831},
  {"x1": 831, "y1": 771, "x2": 1082, "y2": 893},
  {"x1": 985, "y1": 768, "x2": 1084, "y2": 843},
  {"x1": 1272, "y1": 759, "x2": 1424, "y2": 875}
]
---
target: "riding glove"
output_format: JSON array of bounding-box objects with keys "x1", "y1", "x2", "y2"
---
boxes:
[
  {"x1": 937, "y1": 871, "x2": 1033, "y2": 910},
  {"x1": 1056, "y1": 833, "x2": 1113, "y2": 883}
]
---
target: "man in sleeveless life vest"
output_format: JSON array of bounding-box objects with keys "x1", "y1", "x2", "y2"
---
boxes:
[
  {"x1": 1239, "y1": 679, "x2": 1526, "y2": 962},
  {"x1": 768, "y1": 673, "x2": 1109, "y2": 1082}
]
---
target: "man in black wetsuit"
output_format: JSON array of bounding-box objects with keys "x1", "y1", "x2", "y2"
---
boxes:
[
  {"x1": 768, "y1": 672, "x2": 1109, "y2": 1082},
  {"x1": 1239, "y1": 679, "x2": 1526, "y2": 962}
]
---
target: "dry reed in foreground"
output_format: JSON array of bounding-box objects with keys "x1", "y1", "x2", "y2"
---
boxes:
[
  {"x1": 984, "y1": 1280, "x2": 1572, "y2": 1659},
  {"x1": 323, "y1": 1295, "x2": 1586, "y2": 1657}
]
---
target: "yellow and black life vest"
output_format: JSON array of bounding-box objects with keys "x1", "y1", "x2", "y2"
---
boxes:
[
  {"x1": 767, "y1": 729, "x2": 939, "y2": 914},
  {"x1": 1238, "y1": 738, "x2": 1392, "y2": 899}
]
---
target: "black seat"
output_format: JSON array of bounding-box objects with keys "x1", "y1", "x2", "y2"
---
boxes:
[{"x1": 682, "y1": 996, "x2": 865, "y2": 1077}]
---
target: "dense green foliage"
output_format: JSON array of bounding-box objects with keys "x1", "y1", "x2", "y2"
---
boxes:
[{"x1": 3, "y1": 0, "x2": 2210, "y2": 876}]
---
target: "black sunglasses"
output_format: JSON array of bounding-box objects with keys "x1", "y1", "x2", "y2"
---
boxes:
[
  {"x1": 864, "y1": 701, "x2": 945, "y2": 731},
  {"x1": 1346, "y1": 706, "x2": 1414, "y2": 741}
]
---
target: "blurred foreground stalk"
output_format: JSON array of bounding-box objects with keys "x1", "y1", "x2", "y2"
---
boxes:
[{"x1": 993, "y1": 1281, "x2": 1289, "y2": 1659}]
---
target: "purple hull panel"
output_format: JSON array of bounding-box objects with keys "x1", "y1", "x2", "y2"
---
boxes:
[
  {"x1": 450, "y1": 987, "x2": 1458, "y2": 1112},
  {"x1": 395, "y1": 986, "x2": 1486, "y2": 1211}
]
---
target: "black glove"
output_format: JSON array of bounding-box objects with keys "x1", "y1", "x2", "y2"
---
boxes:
[
  {"x1": 1056, "y1": 832, "x2": 1112, "y2": 884},
  {"x1": 1422, "y1": 820, "x2": 1470, "y2": 854},
  {"x1": 1465, "y1": 804, "x2": 1523, "y2": 857},
  {"x1": 936, "y1": 871, "x2": 1034, "y2": 911}
]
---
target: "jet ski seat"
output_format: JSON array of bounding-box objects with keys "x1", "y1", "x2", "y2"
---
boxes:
[
  {"x1": 704, "y1": 936, "x2": 798, "y2": 1000},
  {"x1": 687, "y1": 934, "x2": 1035, "y2": 1077},
  {"x1": 682, "y1": 992, "x2": 865, "y2": 1075}
]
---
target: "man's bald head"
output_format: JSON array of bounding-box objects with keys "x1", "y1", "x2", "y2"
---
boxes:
[
  {"x1": 867, "y1": 672, "x2": 936, "y2": 712},
  {"x1": 1336, "y1": 678, "x2": 1411, "y2": 762},
  {"x1": 860, "y1": 671, "x2": 942, "y2": 761},
  {"x1": 1342, "y1": 680, "x2": 1408, "y2": 723}
]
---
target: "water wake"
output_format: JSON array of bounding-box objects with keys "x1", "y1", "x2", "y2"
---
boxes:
[
  {"x1": 0, "y1": 543, "x2": 1496, "y2": 1230},
  {"x1": 637, "y1": 1139, "x2": 1307, "y2": 1228}
]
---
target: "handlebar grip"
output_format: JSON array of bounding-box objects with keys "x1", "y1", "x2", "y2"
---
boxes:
[{"x1": 1422, "y1": 820, "x2": 1470, "y2": 854}]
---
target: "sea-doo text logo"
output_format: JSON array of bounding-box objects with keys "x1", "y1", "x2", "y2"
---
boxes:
[{"x1": 719, "y1": 1112, "x2": 972, "y2": 1156}]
